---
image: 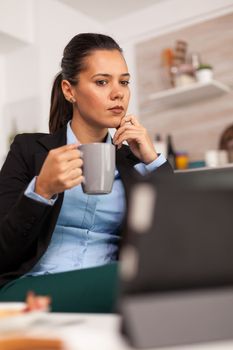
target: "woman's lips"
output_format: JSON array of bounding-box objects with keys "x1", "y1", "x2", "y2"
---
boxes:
[{"x1": 108, "y1": 107, "x2": 124, "y2": 114}]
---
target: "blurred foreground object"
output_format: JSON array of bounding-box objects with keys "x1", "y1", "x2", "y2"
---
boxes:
[
  {"x1": 0, "y1": 291, "x2": 51, "y2": 319},
  {"x1": 120, "y1": 167, "x2": 233, "y2": 348},
  {"x1": 0, "y1": 293, "x2": 62, "y2": 350},
  {"x1": 0, "y1": 303, "x2": 25, "y2": 318},
  {"x1": 0, "y1": 337, "x2": 63, "y2": 350},
  {"x1": 24, "y1": 291, "x2": 51, "y2": 312}
]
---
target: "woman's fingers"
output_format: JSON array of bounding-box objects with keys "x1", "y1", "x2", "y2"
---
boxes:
[
  {"x1": 66, "y1": 176, "x2": 85, "y2": 189},
  {"x1": 64, "y1": 158, "x2": 83, "y2": 173},
  {"x1": 119, "y1": 115, "x2": 140, "y2": 127},
  {"x1": 67, "y1": 164, "x2": 83, "y2": 180},
  {"x1": 114, "y1": 115, "x2": 144, "y2": 145},
  {"x1": 113, "y1": 123, "x2": 137, "y2": 144},
  {"x1": 113, "y1": 114, "x2": 158, "y2": 163},
  {"x1": 36, "y1": 144, "x2": 84, "y2": 198},
  {"x1": 50, "y1": 143, "x2": 79, "y2": 156},
  {"x1": 54, "y1": 157, "x2": 83, "y2": 185},
  {"x1": 51, "y1": 145, "x2": 82, "y2": 162},
  {"x1": 115, "y1": 130, "x2": 144, "y2": 147}
]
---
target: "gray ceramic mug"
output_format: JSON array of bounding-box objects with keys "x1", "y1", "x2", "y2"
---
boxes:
[{"x1": 78, "y1": 143, "x2": 116, "y2": 194}]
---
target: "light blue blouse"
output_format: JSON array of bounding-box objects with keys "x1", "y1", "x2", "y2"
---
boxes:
[{"x1": 24, "y1": 123, "x2": 166, "y2": 275}]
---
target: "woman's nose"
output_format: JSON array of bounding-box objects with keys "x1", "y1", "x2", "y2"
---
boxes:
[{"x1": 110, "y1": 87, "x2": 124, "y2": 100}]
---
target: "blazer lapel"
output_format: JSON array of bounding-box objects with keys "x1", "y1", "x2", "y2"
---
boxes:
[
  {"x1": 34, "y1": 153, "x2": 48, "y2": 175},
  {"x1": 37, "y1": 126, "x2": 67, "y2": 151},
  {"x1": 34, "y1": 126, "x2": 67, "y2": 174},
  {"x1": 116, "y1": 145, "x2": 142, "y2": 196},
  {"x1": 116, "y1": 145, "x2": 140, "y2": 174}
]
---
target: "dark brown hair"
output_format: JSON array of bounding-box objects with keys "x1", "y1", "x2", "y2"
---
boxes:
[
  {"x1": 49, "y1": 33, "x2": 122, "y2": 133},
  {"x1": 219, "y1": 124, "x2": 233, "y2": 150}
]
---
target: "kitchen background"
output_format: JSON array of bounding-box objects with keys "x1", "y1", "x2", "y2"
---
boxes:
[
  {"x1": 0, "y1": 0, "x2": 233, "y2": 168},
  {"x1": 136, "y1": 12, "x2": 233, "y2": 163}
]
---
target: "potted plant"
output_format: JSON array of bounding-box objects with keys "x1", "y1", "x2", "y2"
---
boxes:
[{"x1": 195, "y1": 63, "x2": 213, "y2": 83}]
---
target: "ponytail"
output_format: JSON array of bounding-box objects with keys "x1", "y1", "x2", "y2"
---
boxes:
[{"x1": 49, "y1": 72, "x2": 72, "y2": 133}]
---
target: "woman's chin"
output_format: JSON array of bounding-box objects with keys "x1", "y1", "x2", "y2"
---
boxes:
[{"x1": 108, "y1": 117, "x2": 122, "y2": 129}]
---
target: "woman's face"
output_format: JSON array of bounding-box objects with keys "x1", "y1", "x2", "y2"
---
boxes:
[{"x1": 71, "y1": 49, "x2": 130, "y2": 129}]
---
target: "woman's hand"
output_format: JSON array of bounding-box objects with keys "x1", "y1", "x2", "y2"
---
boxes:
[
  {"x1": 35, "y1": 144, "x2": 84, "y2": 199},
  {"x1": 113, "y1": 115, "x2": 158, "y2": 164}
]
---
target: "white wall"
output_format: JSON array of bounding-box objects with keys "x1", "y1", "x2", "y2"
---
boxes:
[
  {"x1": 0, "y1": 0, "x2": 38, "y2": 164},
  {"x1": 35, "y1": 0, "x2": 103, "y2": 132},
  {"x1": 0, "y1": 0, "x2": 34, "y2": 44},
  {"x1": 3, "y1": 43, "x2": 40, "y2": 141},
  {"x1": 107, "y1": 0, "x2": 233, "y2": 43},
  {"x1": 5, "y1": 46, "x2": 39, "y2": 103}
]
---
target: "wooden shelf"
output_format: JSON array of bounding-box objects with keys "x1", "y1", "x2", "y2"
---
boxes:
[{"x1": 148, "y1": 80, "x2": 231, "y2": 107}]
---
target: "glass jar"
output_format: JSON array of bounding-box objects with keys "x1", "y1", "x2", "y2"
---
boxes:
[{"x1": 175, "y1": 151, "x2": 189, "y2": 170}]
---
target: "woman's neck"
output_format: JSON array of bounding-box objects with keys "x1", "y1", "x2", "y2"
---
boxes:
[{"x1": 70, "y1": 118, "x2": 108, "y2": 144}]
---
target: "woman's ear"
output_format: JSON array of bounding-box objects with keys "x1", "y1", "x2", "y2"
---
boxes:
[{"x1": 61, "y1": 80, "x2": 76, "y2": 103}]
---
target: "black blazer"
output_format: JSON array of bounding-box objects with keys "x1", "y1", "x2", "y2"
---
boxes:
[{"x1": 0, "y1": 125, "x2": 171, "y2": 287}]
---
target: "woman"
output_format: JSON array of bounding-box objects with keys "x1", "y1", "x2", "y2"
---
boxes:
[{"x1": 0, "y1": 33, "x2": 171, "y2": 312}]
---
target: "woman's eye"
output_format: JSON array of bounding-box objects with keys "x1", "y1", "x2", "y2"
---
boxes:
[
  {"x1": 121, "y1": 80, "x2": 130, "y2": 86},
  {"x1": 96, "y1": 80, "x2": 108, "y2": 86}
]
